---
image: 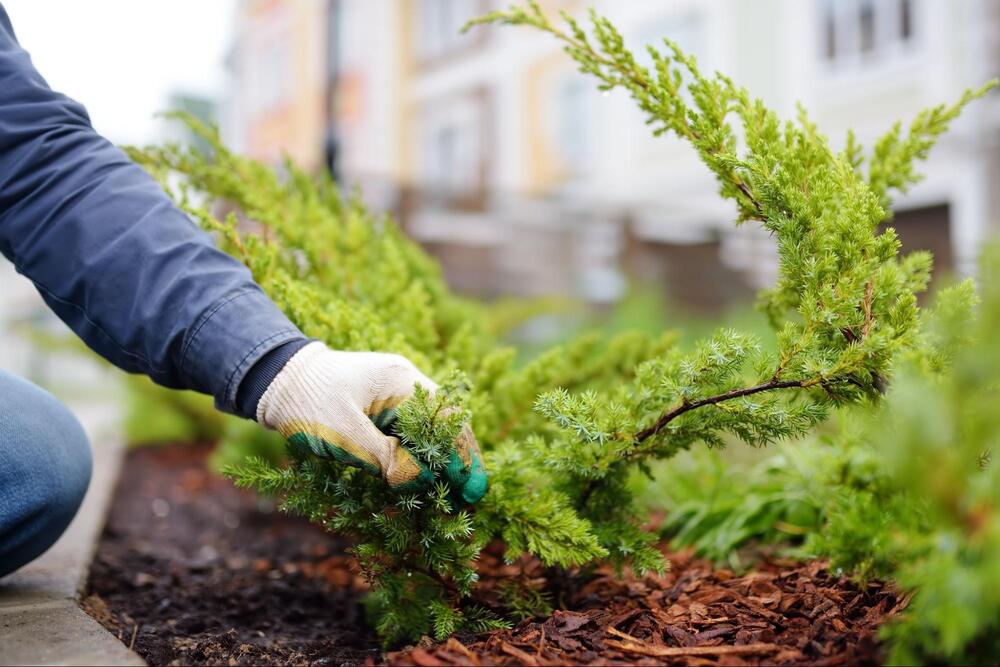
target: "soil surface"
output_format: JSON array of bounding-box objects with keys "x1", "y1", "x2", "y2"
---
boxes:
[
  {"x1": 86, "y1": 444, "x2": 904, "y2": 666},
  {"x1": 389, "y1": 551, "x2": 906, "y2": 666},
  {"x1": 84, "y1": 444, "x2": 379, "y2": 666}
]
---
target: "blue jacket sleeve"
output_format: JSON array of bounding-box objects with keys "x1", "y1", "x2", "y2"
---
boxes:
[{"x1": 0, "y1": 6, "x2": 305, "y2": 415}]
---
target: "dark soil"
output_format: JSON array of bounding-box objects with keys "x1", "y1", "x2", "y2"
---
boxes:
[
  {"x1": 83, "y1": 444, "x2": 379, "y2": 666},
  {"x1": 86, "y1": 444, "x2": 905, "y2": 666},
  {"x1": 389, "y1": 551, "x2": 907, "y2": 666}
]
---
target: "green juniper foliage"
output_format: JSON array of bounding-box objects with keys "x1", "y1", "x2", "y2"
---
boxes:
[
  {"x1": 128, "y1": 115, "x2": 618, "y2": 644},
  {"x1": 657, "y1": 255, "x2": 999, "y2": 664},
  {"x1": 392, "y1": 377, "x2": 470, "y2": 473},
  {"x1": 651, "y1": 282, "x2": 983, "y2": 574},
  {"x1": 470, "y1": 0, "x2": 993, "y2": 572},
  {"x1": 808, "y1": 259, "x2": 1000, "y2": 666},
  {"x1": 127, "y1": 1, "x2": 990, "y2": 644}
]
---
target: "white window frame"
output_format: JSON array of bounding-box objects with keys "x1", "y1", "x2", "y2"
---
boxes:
[
  {"x1": 414, "y1": 0, "x2": 481, "y2": 61},
  {"x1": 549, "y1": 72, "x2": 592, "y2": 176},
  {"x1": 818, "y1": 0, "x2": 921, "y2": 72},
  {"x1": 419, "y1": 94, "x2": 486, "y2": 197}
]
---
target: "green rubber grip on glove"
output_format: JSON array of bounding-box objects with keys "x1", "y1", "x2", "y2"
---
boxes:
[{"x1": 369, "y1": 408, "x2": 487, "y2": 510}]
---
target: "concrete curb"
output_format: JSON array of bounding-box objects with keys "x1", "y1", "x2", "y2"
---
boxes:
[{"x1": 0, "y1": 401, "x2": 145, "y2": 666}]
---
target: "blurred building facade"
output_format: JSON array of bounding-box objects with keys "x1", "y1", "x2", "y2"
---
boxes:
[{"x1": 223, "y1": 0, "x2": 1000, "y2": 310}]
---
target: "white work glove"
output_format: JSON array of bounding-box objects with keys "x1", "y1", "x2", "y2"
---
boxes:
[{"x1": 256, "y1": 342, "x2": 487, "y2": 503}]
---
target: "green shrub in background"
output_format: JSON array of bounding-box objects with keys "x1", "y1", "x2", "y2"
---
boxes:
[
  {"x1": 125, "y1": 2, "x2": 991, "y2": 645},
  {"x1": 123, "y1": 375, "x2": 226, "y2": 446},
  {"x1": 871, "y1": 255, "x2": 999, "y2": 664},
  {"x1": 652, "y1": 401, "x2": 920, "y2": 577},
  {"x1": 807, "y1": 260, "x2": 998, "y2": 665},
  {"x1": 122, "y1": 375, "x2": 286, "y2": 471}
]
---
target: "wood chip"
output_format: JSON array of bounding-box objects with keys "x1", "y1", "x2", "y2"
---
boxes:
[
  {"x1": 407, "y1": 648, "x2": 446, "y2": 667},
  {"x1": 605, "y1": 639, "x2": 781, "y2": 658},
  {"x1": 500, "y1": 641, "x2": 539, "y2": 666},
  {"x1": 444, "y1": 638, "x2": 478, "y2": 665}
]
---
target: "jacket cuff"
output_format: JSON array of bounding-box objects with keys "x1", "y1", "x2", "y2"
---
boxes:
[
  {"x1": 179, "y1": 287, "x2": 305, "y2": 414},
  {"x1": 234, "y1": 337, "x2": 312, "y2": 420}
]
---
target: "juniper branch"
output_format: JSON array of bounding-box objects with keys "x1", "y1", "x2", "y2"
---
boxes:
[{"x1": 635, "y1": 377, "x2": 813, "y2": 442}]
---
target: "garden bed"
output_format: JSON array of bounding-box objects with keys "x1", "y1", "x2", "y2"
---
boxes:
[
  {"x1": 85, "y1": 444, "x2": 905, "y2": 666},
  {"x1": 83, "y1": 444, "x2": 380, "y2": 666}
]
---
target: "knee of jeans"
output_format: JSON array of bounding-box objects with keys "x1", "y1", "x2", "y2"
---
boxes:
[
  {"x1": 1, "y1": 379, "x2": 93, "y2": 524},
  {"x1": 48, "y1": 425, "x2": 92, "y2": 523},
  {"x1": 41, "y1": 407, "x2": 92, "y2": 523}
]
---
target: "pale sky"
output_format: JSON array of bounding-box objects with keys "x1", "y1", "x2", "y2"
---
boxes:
[{"x1": 2, "y1": 0, "x2": 237, "y2": 145}]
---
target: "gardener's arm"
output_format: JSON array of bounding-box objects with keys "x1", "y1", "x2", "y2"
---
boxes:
[
  {"x1": 0, "y1": 7, "x2": 302, "y2": 411},
  {"x1": 0, "y1": 6, "x2": 486, "y2": 502}
]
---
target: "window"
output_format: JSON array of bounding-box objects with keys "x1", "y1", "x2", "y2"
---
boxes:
[
  {"x1": 859, "y1": 0, "x2": 876, "y2": 54},
  {"x1": 900, "y1": 0, "x2": 914, "y2": 40},
  {"x1": 254, "y1": 40, "x2": 291, "y2": 113},
  {"x1": 326, "y1": 0, "x2": 342, "y2": 82},
  {"x1": 415, "y1": 0, "x2": 482, "y2": 60},
  {"x1": 554, "y1": 75, "x2": 590, "y2": 169},
  {"x1": 820, "y1": 0, "x2": 918, "y2": 67},
  {"x1": 430, "y1": 126, "x2": 459, "y2": 189},
  {"x1": 823, "y1": 0, "x2": 837, "y2": 60},
  {"x1": 420, "y1": 93, "x2": 489, "y2": 199},
  {"x1": 634, "y1": 12, "x2": 704, "y2": 70}
]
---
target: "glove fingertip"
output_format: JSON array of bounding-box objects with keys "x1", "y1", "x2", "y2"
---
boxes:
[{"x1": 461, "y1": 464, "x2": 489, "y2": 505}]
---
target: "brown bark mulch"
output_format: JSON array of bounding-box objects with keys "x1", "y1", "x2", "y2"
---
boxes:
[
  {"x1": 84, "y1": 443, "x2": 906, "y2": 666},
  {"x1": 388, "y1": 552, "x2": 908, "y2": 666}
]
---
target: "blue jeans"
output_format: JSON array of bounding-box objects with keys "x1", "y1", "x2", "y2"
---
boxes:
[{"x1": 0, "y1": 370, "x2": 92, "y2": 577}]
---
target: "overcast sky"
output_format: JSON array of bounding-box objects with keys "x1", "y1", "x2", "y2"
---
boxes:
[{"x1": 3, "y1": 0, "x2": 236, "y2": 145}]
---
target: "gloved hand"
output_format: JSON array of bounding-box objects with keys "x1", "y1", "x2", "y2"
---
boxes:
[{"x1": 255, "y1": 342, "x2": 487, "y2": 505}]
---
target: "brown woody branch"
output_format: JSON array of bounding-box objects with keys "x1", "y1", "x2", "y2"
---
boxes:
[
  {"x1": 635, "y1": 378, "x2": 809, "y2": 442},
  {"x1": 571, "y1": 246, "x2": 823, "y2": 507},
  {"x1": 577, "y1": 377, "x2": 810, "y2": 508},
  {"x1": 635, "y1": 281, "x2": 883, "y2": 446}
]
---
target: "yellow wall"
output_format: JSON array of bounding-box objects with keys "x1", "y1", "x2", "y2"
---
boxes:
[
  {"x1": 525, "y1": 54, "x2": 575, "y2": 193},
  {"x1": 398, "y1": 0, "x2": 416, "y2": 185},
  {"x1": 241, "y1": 0, "x2": 326, "y2": 170}
]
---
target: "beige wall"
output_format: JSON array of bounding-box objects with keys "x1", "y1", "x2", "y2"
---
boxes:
[{"x1": 232, "y1": 0, "x2": 327, "y2": 169}]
